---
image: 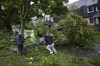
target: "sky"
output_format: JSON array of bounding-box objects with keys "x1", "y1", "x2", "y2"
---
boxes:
[{"x1": 69, "y1": 0, "x2": 79, "y2": 4}]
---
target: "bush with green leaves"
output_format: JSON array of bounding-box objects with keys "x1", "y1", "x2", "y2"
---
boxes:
[
  {"x1": 87, "y1": 58, "x2": 100, "y2": 66},
  {"x1": 29, "y1": 12, "x2": 95, "y2": 48},
  {"x1": 0, "y1": 32, "x2": 15, "y2": 47},
  {"x1": 41, "y1": 55, "x2": 60, "y2": 66},
  {"x1": 31, "y1": 19, "x2": 66, "y2": 46},
  {"x1": 61, "y1": 12, "x2": 95, "y2": 48}
]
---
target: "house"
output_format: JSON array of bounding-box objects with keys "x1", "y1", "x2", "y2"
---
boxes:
[{"x1": 68, "y1": 0, "x2": 100, "y2": 28}]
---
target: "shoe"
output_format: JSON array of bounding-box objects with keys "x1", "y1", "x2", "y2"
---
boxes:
[
  {"x1": 99, "y1": 51, "x2": 100, "y2": 54},
  {"x1": 50, "y1": 51, "x2": 53, "y2": 54}
]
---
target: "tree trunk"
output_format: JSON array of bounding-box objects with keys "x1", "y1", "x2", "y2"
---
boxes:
[
  {"x1": 21, "y1": 0, "x2": 25, "y2": 36},
  {"x1": 21, "y1": 17, "x2": 25, "y2": 36}
]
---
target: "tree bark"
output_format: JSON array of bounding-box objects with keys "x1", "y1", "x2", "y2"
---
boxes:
[{"x1": 21, "y1": 0, "x2": 25, "y2": 36}]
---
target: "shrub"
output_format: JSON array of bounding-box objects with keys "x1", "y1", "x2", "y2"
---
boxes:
[
  {"x1": 0, "y1": 32, "x2": 15, "y2": 47},
  {"x1": 88, "y1": 58, "x2": 100, "y2": 66},
  {"x1": 41, "y1": 55, "x2": 60, "y2": 66},
  {"x1": 29, "y1": 12, "x2": 95, "y2": 48},
  {"x1": 62, "y1": 12, "x2": 95, "y2": 48},
  {"x1": 31, "y1": 19, "x2": 66, "y2": 46}
]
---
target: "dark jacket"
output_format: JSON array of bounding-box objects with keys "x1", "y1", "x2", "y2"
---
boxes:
[
  {"x1": 14, "y1": 33, "x2": 24, "y2": 45},
  {"x1": 45, "y1": 20, "x2": 52, "y2": 27},
  {"x1": 44, "y1": 35, "x2": 54, "y2": 45}
]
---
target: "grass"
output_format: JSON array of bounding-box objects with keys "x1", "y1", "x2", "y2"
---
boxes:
[
  {"x1": 0, "y1": 44, "x2": 99, "y2": 66},
  {"x1": 0, "y1": 31, "x2": 100, "y2": 66},
  {"x1": 95, "y1": 34, "x2": 100, "y2": 44}
]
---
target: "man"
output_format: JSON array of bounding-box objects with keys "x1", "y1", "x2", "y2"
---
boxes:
[
  {"x1": 30, "y1": 29, "x2": 40, "y2": 52},
  {"x1": 14, "y1": 31, "x2": 24, "y2": 55},
  {"x1": 44, "y1": 33, "x2": 57, "y2": 54},
  {"x1": 45, "y1": 17, "x2": 52, "y2": 28}
]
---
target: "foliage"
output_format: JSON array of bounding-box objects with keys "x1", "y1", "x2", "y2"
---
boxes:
[
  {"x1": 0, "y1": 0, "x2": 68, "y2": 33},
  {"x1": 41, "y1": 55, "x2": 60, "y2": 66},
  {"x1": 69, "y1": 57, "x2": 84, "y2": 63},
  {"x1": 31, "y1": 19, "x2": 66, "y2": 46},
  {"x1": 0, "y1": 0, "x2": 20, "y2": 31},
  {"x1": 0, "y1": 32, "x2": 15, "y2": 47},
  {"x1": 0, "y1": 36, "x2": 99, "y2": 66},
  {"x1": 31, "y1": 12, "x2": 96, "y2": 48},
  {"x1": 62, "y1": 12, "x2": 95, "y2": 48},
  {"x1": 87, "y1": 58, "x2": 100, "y2": 66}
]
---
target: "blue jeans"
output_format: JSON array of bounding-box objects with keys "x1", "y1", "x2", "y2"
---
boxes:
[{"x1": 17, "y1": 44, "x2": 23, "y2": 55}]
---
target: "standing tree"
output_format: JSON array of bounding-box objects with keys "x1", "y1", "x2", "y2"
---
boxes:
[
  {"x1": 0, "y1": 0, "x2": 19, "y2": 32},
  {"x1": 0, "y1": 0, "x2": 68, "y2": 36}
]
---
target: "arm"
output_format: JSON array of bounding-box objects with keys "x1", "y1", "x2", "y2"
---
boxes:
[{"x1": 20, "y1": 35, "x2": 25, "y2": 42}]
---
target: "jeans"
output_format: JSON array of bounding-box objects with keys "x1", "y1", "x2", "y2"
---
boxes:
[
  {"x1": 46, "y1": 43, "x2": 57, "y2": 54},
  {"x1": 17, "y1": 44, "x2": 23, "y2": 55}
]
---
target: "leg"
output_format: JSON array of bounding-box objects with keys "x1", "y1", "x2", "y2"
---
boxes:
[
  {"x1": 34, "y1": 44, "x2": 40, "y2": 52},
  {"x1": 33, "y1": 40, "x2": 40, "y2": 52},
  {"x1": 46, "y1": 45, "x2": 53, "y2": 54},
  {"x1": 18, "y1": 44, "x2": 23, "y2": 55},
  {"x1": 51, "y1": 43, "x2": 57, "y2": 53}
]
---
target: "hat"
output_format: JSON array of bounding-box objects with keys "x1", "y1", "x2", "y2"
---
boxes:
[{"x1": 15, "y1": 31, "x2": 19, "y2": 33}]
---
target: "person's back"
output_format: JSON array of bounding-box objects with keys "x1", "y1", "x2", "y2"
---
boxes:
[
  {"x1": 14, "y1": 31, "x2": 24, "y2": 55},
  {"x1": 44, "y1": 33, "x2": 57, "y2": 54},
  {"x1": 14, "y1": 32, "x2": 23, "y2": 45},
  {"x1": 44, "y1": 35, "x2": 54, "y2": 45},
  {"x1": 30, "y1": 30, "x2": 39, "y2": 41},
  {"x1": 30, "y1": 29, "x2": 40, "y2": 52}
]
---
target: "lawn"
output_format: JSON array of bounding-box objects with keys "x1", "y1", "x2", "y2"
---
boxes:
[
  {"x1": 0, "y1": 30, "x2": 100, "y2": 66},
  {"x1": 0, "y1": 44, "x2": 99, "y2": 66}
]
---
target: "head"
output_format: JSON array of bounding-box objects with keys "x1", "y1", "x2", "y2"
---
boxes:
[
  {"x1": 15, "y1": 31, "x2": 19, "y2": 34},
  {"x1": 50, "y1": 34, "x2": 53, "y2": 36},
  {"x1": 15, "y1": 31, "x2": 19, "y2": 36}
]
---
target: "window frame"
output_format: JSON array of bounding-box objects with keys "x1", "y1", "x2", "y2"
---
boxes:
[
  {"x1": 96, "y1": 6, "x2": 99, "y2": 11},
  {"x1": 87, "y1": 6, "x2": 94, "y2": 13},
  {"x1": 89, "y1": 17, "x2": 94, "y2": 24}
]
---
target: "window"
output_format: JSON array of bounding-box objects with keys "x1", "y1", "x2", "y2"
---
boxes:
[
  {"x1": 87, "y1": 6, "x2": 94, "y2": 13},
  {"x1": 89, "y1": 18, "x2": 94, "y2": 24},
  {"x1": 96, "y1": 6, "x2": 99, "y2": 11}
]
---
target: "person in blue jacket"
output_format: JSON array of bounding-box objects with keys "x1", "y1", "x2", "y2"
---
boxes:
[
  {"x1": 14, "y1": 31, "x2": 24, "y2": 55},
  {"x1": 44, "y1": 33, "x2": 57, "y2": 54}
]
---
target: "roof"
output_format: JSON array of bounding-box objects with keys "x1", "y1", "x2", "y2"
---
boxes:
[
  {"x1": 86, "y1": 0, "x2": 98, "y2": 6},
  {"x1": 68, "y1": 0, "x2": 98, "y2": 9},
  {"x1": 93, "y1": 11, "x2": 100, "y2": 17}
]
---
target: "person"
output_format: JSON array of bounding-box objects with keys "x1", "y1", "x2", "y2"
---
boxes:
[
  {"x1": 30, "y1": 29, "x2": 40, "y2": 52},
  {"x1": 44, "y1": 33, "x2": 57, "y2": 54},
  {"x1": 45, "y1": 17, "x2": 52, "y2": 28},
  {"x1": 14, "y1": 31, "x2": 24, "y2": 55}
]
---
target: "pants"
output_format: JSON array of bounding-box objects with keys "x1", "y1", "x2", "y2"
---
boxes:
[
  {"x1": 17, "y1": 44, "x2": 23, "y2": 55},
  {"x1": 39, "y1": 37, "x2": 44, "y2": 43},
  {"x1": 46, "y1": 43, "x2": 57, "y2": 54},
  {"x1": 32, "y1": 40, "x2": 40, "y2": 51}
]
